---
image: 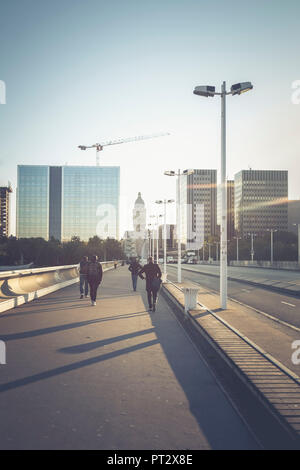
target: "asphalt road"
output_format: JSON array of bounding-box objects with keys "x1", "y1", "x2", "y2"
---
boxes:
[
  {"x1": 167, "y1": 265, "x2": 300, "y2": 329},
  {"x1": 0, "y1": 267, "x2": 259, "y2": 450}
]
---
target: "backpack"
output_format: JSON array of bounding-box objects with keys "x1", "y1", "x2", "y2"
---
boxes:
[{"x1": 88, "y1": 261, "x2": 99, "y2": 277}]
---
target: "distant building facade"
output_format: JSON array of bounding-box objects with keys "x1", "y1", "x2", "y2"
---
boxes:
[
  {"x1": 16, "y1": 165, "x2": 120, "y2": 241},
  {"x1": 0, "y1": 184, "x2": 12, "y2": 237},
  {"x1": 288, "y1": 200, "x2": 300, "y2": 234},
  {"x1": 234, "y1": 170, "x2": 288, "y2": 237},
  {"x1": 122, "y1": 192, "x2": 149, "y2": 259},
  {"x1": 180, "y1": 169, "x2": 217, "y2": 249},
  {"x1": 158, "y1": 224, "x2": 176, "y2": 251}
]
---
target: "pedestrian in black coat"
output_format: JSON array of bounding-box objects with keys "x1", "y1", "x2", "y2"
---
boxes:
[
  {"x1": 87, "y1": 255, "x2": 103, "y2": 306},
  {"x1": 139, "y1": 256, "x2": 162, "y2": 312},
  {"x1": 128, "y1": 257, "x2": 142, "y2": 291}
]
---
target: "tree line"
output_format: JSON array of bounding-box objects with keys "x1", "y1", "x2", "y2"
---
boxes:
[{"x1": 0, "y1": 235, "x2": 124, "y2": 268}]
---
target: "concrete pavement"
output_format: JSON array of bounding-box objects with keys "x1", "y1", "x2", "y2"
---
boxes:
[{"x1": 0, "y1": 266, "x2": 258, "y2": 450}]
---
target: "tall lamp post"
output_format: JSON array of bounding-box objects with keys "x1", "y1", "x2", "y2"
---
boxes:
[
  {"x1": 268, "y1": 229, "x2": 278, "y2": 264},
  {"x1": 164, "y1": 169, "x2": 194, "y2": 283},
  {"x1": 293, "y1": 224, "x2": 300, "y2": 264},
  {"x1": 156, "y1": 199, "x2": 175, "y2": 281},
  {"x1": 193, "y1": 81, "x2": 253, "y2": 309},
  {"x1": 234, "y1": 236, "x2": 242, "y2": 262},
  {"x1": 248, "y1": 233, "x2": 256, "y2": 262}
]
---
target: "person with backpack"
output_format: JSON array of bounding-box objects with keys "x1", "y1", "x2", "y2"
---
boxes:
[
  {"x1": 79, "y1": 256, "x2": 89, "y2": 299},
  {"x1": 87, "y1": 255, "x2": 103, "y2": 306},
  {"x1": 138, "y1": 256, "x2": 162, "y2": 312},
  {"x1": 128, "y1": 257, "x2": 142, "y2": 291}
]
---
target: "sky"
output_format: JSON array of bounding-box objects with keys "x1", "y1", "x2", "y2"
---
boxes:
[{"x1": 1, "y1": 0, "x2": 300, "y2": 236}]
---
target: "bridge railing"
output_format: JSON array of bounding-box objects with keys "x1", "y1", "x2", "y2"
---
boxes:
[{"x1": 0, "y1": 260, "x2": 123, "y2": 313}]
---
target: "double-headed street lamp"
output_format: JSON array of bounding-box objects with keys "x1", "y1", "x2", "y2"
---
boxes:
[
  {"x1": 164, "y1": 169, "x2": 194, "y2": 283},
  {"x1": 194, "y1": 81, "x2": 253, "y2": 308},
  {"x1": 155, "y1": 199, "x2": 175, "y2": 281}
]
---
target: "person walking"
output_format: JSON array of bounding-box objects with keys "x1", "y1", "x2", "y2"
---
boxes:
[
  {"x1": 87, "y1": 255, "x2": 103, "y2": 306},
  {"x1": 79, "y1": 256, "x2": 89, "y2": 299},
  {"x1": 128, "y1": 257, "x2": 142, "y2": 291},
  {"x1": 139, "y1": 256, "x2": 162, "y2": 312}
]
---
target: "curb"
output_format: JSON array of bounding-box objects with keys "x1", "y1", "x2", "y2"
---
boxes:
[{"x1": 161, "y1": 283, "x2": 300, "y2": 449}]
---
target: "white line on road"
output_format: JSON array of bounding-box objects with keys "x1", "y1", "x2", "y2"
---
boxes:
[{"x1": 281, "y1": 301, "x2": 296, "y2": 307}]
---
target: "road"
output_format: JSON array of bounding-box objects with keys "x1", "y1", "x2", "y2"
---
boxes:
[
  {"x1": 167, "y1": 265, "x2": 300, "y2": 329},
  {"x1": 0, "y1": 267, "x2": 259, "y2": 450}
]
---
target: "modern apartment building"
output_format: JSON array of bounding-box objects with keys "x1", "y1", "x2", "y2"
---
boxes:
[
  {"x1": 234, "y1": 170, "x2": 288, "y2": 237},
  {"x1": 16, "y1": 165, "x2": 120, "y2": 241},
  {"x1": 179, "y1": 169, "x2": 217, "y2": 249},
  {"x1": 0, "y1": 184, "x2": 12, "y2": 237}
]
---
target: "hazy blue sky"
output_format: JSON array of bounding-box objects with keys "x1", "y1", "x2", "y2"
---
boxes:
[{"x1": 1, "y1": 0, "x2": 300, "y2": 235}]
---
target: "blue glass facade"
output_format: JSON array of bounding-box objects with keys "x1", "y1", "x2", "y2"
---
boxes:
[
  {"x1": 17, "y1": 165, "x2": 49, "y2": 239},
  {"x1": 16, "y1": 165, "x2": 120, "y2": 241},
  {"x1": 62, "y1": 166, "x2": 120, "y2": 241}
]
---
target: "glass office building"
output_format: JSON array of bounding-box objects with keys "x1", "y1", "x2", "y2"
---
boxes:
[
  {"x1": 17, "y1": 165, "x2": 120, "y2": 241},
  {"x1": 16, "y1": 165, "x2": 49, "y2": 239}
]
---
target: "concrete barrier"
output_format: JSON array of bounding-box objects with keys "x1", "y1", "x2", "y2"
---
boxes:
[
  {"x1": 0, "y1": 261, "x2": 122, "y2": 314},
  {"x1": 230, "y1": 260, "x2": 300, "y2": 271}
]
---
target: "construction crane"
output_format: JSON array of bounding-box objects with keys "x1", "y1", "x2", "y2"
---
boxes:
[{"x1": 78, "y1": 132, "x2": 170, "y2": 166}]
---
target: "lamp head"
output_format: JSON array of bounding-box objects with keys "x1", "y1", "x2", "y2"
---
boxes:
[
  {"x1": 231, "y1": 82, "x2": 253, "y2": 95},
  {"x1": 193, "y1": 85, "x2": 216, "y2": 97}
]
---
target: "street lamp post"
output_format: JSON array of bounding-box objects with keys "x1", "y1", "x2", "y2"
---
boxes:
[
  {"x1": 248, "y1": 233, "x2": 256, "y2": 262},
  {"x1": 156, "y1": 199, "x2": 175, "y2": 281},
  {"x1": 268, "y1": 229, "x2": 278, "y2": 264},
  {"x1": 193, "y1": 81, "x2": 253, "y2": 309},
  {"x1": 164, "y1": 169, "x2": 194, "y2": 283},
  {"x1": 234, "y1": 236, "x2": 241, "y2": 262},
  {"x1": 293, "y1": 224, "x2": 300, "y2": 264}
]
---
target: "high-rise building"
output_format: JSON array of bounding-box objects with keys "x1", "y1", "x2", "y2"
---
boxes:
[
  {"x1": 288, "y1": 200, "x2": 300, "y2": 234},
  {"x1": 0, "y1": 184, "x2": 12, "y2": 237},
  {"x1": 179, "y1": 169, "x2": 217, "y2": 249},
  {"x1": 16, "y1": 165, "x2": 120, "y2": 241},
  {"x1": 158, "y1": 224, "x2": 176, "y2": 251},
  {"x1": 217, "y1": 180, "x2": 235, "y2": 240},
  {"x1": 234, "y1": 170, "x2": 288, "y2": 237}
]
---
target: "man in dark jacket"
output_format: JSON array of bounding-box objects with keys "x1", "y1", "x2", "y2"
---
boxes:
[
  {"x1": 139, "y1": 256, "x2": 162, "y2": 312},
  {"x1": 87, "y1": 255, "x2": 103, "y2": 306},
  {"x1": 128, "y1": 257, "x2": 142, "y2": 291},
  {"x1": 79, "y1": 256, "x2": 89, "y2": 299}
]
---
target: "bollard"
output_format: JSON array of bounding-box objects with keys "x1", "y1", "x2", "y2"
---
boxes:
[{"x1": 182, "y1": 287, "x2": 199, "y2": 317}]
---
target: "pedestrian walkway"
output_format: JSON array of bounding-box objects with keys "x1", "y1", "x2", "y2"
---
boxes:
[{"x1": 0, "y1": 267, "x2": 258, "y2": 450}]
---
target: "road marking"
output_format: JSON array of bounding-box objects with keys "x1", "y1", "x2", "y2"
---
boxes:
[
  {"x1": 281, "y1": 301, "x2": 296, "y2": 307},
  {"x1": 242, "y1": 289, "x2": 251, "y2": 293}
]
